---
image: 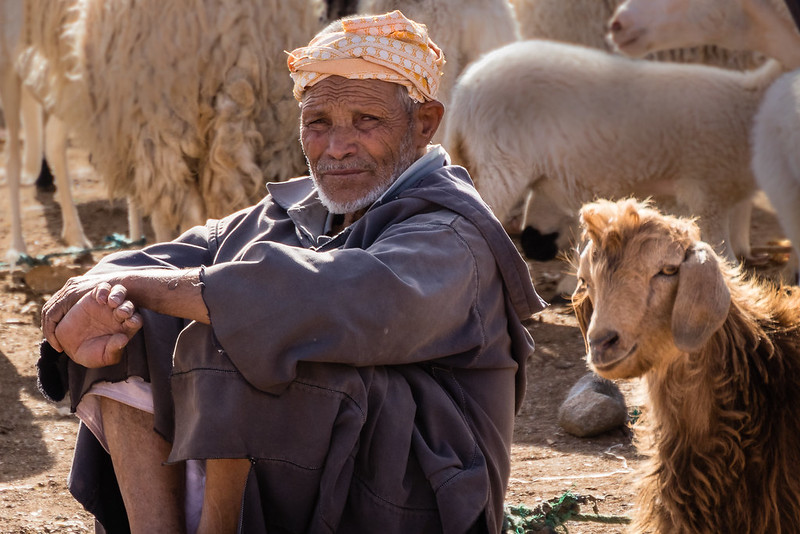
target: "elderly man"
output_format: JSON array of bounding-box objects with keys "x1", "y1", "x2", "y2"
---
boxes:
[{"x1": 39, "y1": 10, "x2": 545, "y2": 534}]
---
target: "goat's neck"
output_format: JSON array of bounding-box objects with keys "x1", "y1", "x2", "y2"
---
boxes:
[
  {"x1": 745, "y1": 0, "x2": 800, "y2": 69},
  {"x1": 645, "y1": 359, "x2": 716, "y2": 445}
]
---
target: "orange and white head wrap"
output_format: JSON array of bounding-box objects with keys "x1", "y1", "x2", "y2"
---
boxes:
[{"x1": 287, "y1": 10, "x2": 445, "y2": 103}]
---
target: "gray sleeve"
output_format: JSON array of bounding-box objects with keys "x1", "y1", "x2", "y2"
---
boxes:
[{"x1": 199, "y1": 217, "x2": 494, "y2": 390}]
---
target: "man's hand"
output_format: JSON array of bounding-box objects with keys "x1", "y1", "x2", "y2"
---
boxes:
[
  {"x1": 42, "y1": 273, "x2": 115, "y2": 352},
  {"x1": 54, "y1": 283, "x2": 143, "y2": 368},
  {"x1": 43, "y1": 268, "x2": 209, "y2": 354}
]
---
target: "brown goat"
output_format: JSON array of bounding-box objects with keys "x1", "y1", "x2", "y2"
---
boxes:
[{"x1": 571, "y1": 198, "x2": 800, "y2": 533}]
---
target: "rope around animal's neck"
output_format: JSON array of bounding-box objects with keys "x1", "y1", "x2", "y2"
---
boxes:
[{"x1": 504, "y1": 491, "x2": 631, "y2": 533}]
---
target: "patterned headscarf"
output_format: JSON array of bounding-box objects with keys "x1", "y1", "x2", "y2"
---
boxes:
[{"x1": 287, "y1": 10, "x2": 445, "y2": 103}]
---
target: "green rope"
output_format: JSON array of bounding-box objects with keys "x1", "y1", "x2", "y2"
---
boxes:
[
  {"x1": 1, "y1": 234, "x2": 146, "y2": 270},
  {"x1": 504, "y1": 491, "x2": 631, "y2": 533}
]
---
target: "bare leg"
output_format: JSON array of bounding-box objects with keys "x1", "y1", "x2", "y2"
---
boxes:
[
  {"x1": 197, "y1": 458, "x2": 251, "y2": 534},
  {"x1": 100, "y1": 397, "x2": 186, "y2": 534}
]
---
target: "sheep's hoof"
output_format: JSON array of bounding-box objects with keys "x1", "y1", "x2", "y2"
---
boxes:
[
  {"x1": 743, "y1": 252, "x2": 773, "y2": 267},
  {"x1": 746, "y1": 242, "x2": 794, "y2": 267}
]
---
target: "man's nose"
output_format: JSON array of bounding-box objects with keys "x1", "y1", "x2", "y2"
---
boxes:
[{"x1": 326, "y1": 126, "x2": 357, "y2": 159}]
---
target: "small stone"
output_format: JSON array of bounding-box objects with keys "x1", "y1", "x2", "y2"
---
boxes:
[
  {"x1": 23, "y1": 264, "x2": 87, "y2": 294},
  {"x1": 557, "y1": 372, "x2": 627, "y2": 437}
]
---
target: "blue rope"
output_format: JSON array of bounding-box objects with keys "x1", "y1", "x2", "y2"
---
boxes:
[{"x1": 1, "y1": 234, "x2": 146, "y2": 270}]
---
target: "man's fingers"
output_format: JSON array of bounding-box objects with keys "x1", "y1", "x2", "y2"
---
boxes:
[
  {"x1": 106, "y1": 284, "x2": 128, "y2": 307},
  {"x1": 42, "y1": 303, "x2": 67, "y2": 352},
  {"x1": 122, "y1": 313, "x2": 143, "y2": 336},
  {"x1": 93, "y1": 282, "x2": 114, "y2": 305},
  {"x1": 112, "y1": 300, "x2": 136, "y2": 321}
]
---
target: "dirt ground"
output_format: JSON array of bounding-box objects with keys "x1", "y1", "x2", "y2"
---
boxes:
[{"x1": 0, "y1": 143, "x2": 792, "y2": 533}]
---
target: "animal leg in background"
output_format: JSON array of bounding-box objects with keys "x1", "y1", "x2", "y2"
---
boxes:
[
  {"x1": 148, "y1": 185, "x2": 206, "y2": 244},
  {"x1": 20, "y1": 86, "x2": 44, "y2": 185},
  {"x1": 752, "y1": 71, "x2": 800, "y2": 283},
  {"x1": 45, "y1": 115, "x2": 91, "y2": 249},
  {"x1": 2, "y1": 58, "x2": 26, "y2": 257}
]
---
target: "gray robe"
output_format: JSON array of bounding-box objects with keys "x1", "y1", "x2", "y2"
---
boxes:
[{"x1": 38, "y1": 163, "x2": 545, "y2": 533}]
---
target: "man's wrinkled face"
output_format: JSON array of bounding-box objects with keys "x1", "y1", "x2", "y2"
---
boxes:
[{"x1": 300, "y1": 77, "x2": 418, "y2": 214}]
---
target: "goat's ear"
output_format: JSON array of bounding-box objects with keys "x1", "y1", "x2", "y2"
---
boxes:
[
  {"x1": 672, "y1": 242, "x2": 731, "y2": 352},
  {"x1": 572, "y1": 285, "x2": 593, "y2": 352}
]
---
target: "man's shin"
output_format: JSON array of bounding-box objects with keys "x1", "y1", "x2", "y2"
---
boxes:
[
  {"x1": 99, "y1": 397, "x2": 186, "y2": 534},
  {"x1": 197, "y1": 458, "x2": 251, "y2": 534}
]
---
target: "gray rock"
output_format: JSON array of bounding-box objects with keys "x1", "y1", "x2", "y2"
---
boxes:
[{"x1": 557, "y1": 372, "x2": 627, "y2": 438}]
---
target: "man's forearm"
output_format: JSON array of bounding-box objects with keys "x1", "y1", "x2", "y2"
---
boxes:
[{"x1": 110, "y1": 268, "x2": 210, "y2": 324}]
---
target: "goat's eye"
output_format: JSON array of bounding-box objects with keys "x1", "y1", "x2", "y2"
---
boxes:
[{"x1": 659, "y1": 265, "x2": 679, "y2": 276}]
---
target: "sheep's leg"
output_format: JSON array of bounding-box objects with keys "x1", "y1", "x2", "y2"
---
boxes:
[
  {"x1": 126, "y1": 197, "x2": 145, "y2": 242},
  {"x1": 20, "y1": 87, "x2": 43, "y2": 185},
  {"x1": 45, "y1": 115, "x2": 92, "y2": 248},
  {"x1": 2, "y1": 66, "x2": 26, "y2": 258},
  {"x1": 179, "y1": 186, "x2": 207, "y2": 235},
  {"x1": 695, "y1": 208, "x2": 737, "y2": 264},
  {"x1": 728, "y1": 197, "x2": 764, "y2": 264},
  {"x1": 758, "y1": 169, "x2": 800, "y2": 280},
  {"x1": 148, "y1": 184, "x2": 206, "y2": 244},
  {"x1": 501, "y1": 188, "x2": 532, "y2": 236},
  {"x1": 150, "y1": 210, "x2": 179, "y2": 244},
  {"x1": 751, "y1": 74, "x2": 800, "y2": 281}
]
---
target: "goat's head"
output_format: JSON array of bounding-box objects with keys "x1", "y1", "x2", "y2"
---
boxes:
[
  {"x1": 572, "y1": 198, "x2": 731, "y2": 379},
  {"x1": 607, "y1": 0, "x2": 762, "y2": 58}
]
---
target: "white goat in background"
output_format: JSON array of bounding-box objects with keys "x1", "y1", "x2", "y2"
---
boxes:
[{"x1": 607, "y1": 0, "x2": 800, "y2": 282}]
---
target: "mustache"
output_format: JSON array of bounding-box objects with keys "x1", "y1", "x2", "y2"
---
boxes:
[{"x1": 313, "y1": 160, "x2": 376, "y2": 173}]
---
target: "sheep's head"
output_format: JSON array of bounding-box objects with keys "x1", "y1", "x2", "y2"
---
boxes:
[
  {"x1": 572, "y1": 198, "x2": 731, "y2": 379},
  {"x1": 606, "y1": 0, "x2": 788, "y2": 57}
]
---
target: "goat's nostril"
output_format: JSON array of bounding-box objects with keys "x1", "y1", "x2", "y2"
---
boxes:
[
  {"x1": 610, "y1": 20, "x2": 622, "y2": 33},
  {"x1": 589, "y1": 330, "x2": 620, "y2": 354}
]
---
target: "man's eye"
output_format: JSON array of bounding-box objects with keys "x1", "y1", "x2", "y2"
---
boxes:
[{"x1": 303, "y1": 119, "x2": 328, "y2": 130}]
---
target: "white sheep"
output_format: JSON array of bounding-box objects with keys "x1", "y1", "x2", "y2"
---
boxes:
[
  {"x1": 510, "y1": 0, "x2": 613, "y2": 50},
  {"x1": 573, "y1": 197, "x2": 800, "y2": 533},
  {"x1": 16, "y1": 0, "x2": 326, "y2": 245},
  {"x1": 1, "y1": 0, "x2": 90, "y2": 259},
  {"x1": 502, "y1": 0, "x2": 763, "y2": 255},
  {"x1": 608, "y1": 0, "x2": 800, "y2": 70},
  {"x1": 444, "y1": 39, "x2": 784, "y2": 263},
  {"x1": 510, "y1": 0, "x2": 762, "y2": 69},
  {"x1": 607, "y1": 0, "x2": 800, "y2": 282}
]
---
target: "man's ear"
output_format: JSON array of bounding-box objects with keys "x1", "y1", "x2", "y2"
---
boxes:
[{"x1": 415, "y1": 100, "x2": 445, "y2": 147}]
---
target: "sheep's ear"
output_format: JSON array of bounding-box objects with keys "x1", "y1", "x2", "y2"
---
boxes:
[{"x1": 672, "y1": 243, "x2": 731, "y2": 352}]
